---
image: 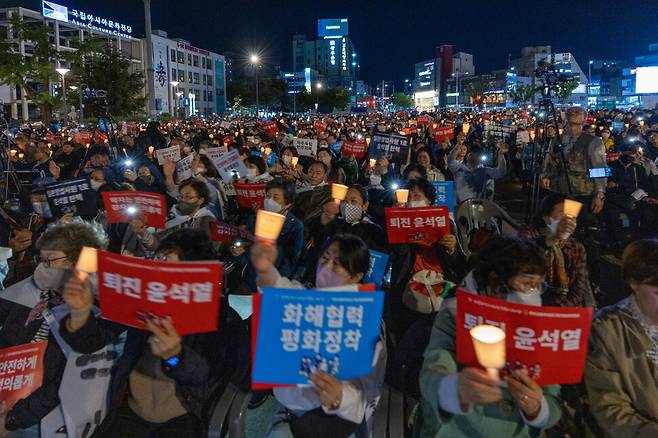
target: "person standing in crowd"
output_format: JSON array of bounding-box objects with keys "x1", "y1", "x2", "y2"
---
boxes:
[
  {"x1": 448, "y1": 142, "x2": 508, "y2": 203},
  {"x1": 292, "y1": 161, "x2": 332, "y2": 233}
]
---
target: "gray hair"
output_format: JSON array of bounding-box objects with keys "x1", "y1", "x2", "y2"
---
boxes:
[{"x1": 36, "y1": 221, "x2": 109, "y2": 262}]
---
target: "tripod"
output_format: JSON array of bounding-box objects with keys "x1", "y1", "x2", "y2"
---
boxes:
[{"x1": 0, "y1": 110, "x2": 23, "y2": 202}]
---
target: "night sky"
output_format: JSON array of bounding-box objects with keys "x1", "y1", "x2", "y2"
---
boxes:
[{"x1": 14, "y1": 0, "x2": 658, "y2": 84}]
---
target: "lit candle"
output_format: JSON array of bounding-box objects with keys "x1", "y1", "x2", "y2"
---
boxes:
[
  {"x1": 331, "y1": 183, "x2": 348, "y2": 204},
  {"x1": 365, "y1": 137, "x2": 371, "y2": 146},
  {"x1": 254, "y1": 210, "x2": 286, "y2": 242},
  {"x1": 148, "y1": 146, "x2": 155, "y2": 155},
  {"x1": 470, "y1": 324, "x2": 506, "y2": 380},
  {"x1": 265, "y1": 147, "x2": 272, "y2": 155},
  {"x1": 9, "y1": 150, "x2": 16, "y2": 158},
  {"x1": 369, "y1": 158, "x2": 376, "y2": 168},
  {"x1": 18, "y1": 153, "x2": 24, "y2": 159},
  {"x1": 640, "y1": 120, "x2": 645, "y2": 127},
  {"x1": 395, "y1": 189, "x2": 409, "y2": 204},
  {"x1": 76, "y1": 246, "x2": 98, "y2": 280},
  {"x1": 558, "y1": 128, "x2": 564, "y2": 135},
  {"x1": 291, "y1": 157, "x2": 299, "y2": 168},
  {"x1": 529, "y1": 131, "x2": 536, "y2": 140},
  {"x1": 462, "y1": 122, "x2": 470, "y2": 134},
  {"x1": 563, "y1": 199, "x2": 582, "y2": 218}
]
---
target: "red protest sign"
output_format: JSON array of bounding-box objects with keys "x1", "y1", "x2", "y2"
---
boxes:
[
  {"x1": 341, "y1": 140, "x2": 367, "y2": 158},
  {"x1": 0, "y1": 342, "x2": 47, "y2": 414},
  {"x1": 209, "y1": 221, "x2": 254, "y2": 243},
  {"x1": 72, "y1": 131, "x2": 92, "y2": 144},
  {"x1": 97, "y1": 250, "x2": 223, "y2": 335},
  {"x1": 234, "y1": 182, "x2": 267, "y2": 209},
  {"x1": 417, "y1": 115, "x2": 432, "y2": 126},
  {"x1": 260, "y1": 121, "x2": 279, "y2": 137},
  {"x1": 385, "y1": 206, "x2": 450, "y2": 244},
  {"x1": 314, "y1": 121, "x2": 327, "y2": 132},
  {"x1": 434, "y1": 125, "x2": 455, "y2": 142},
  {"x1": 102, "y1": 191, "x2": 167, "y2": 229},
  {"x1": 455, "y1": 290, "x2": 593, "y2": 385}
]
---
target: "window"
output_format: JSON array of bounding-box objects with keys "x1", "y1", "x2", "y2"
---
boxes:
[
  {"x1": 171, "y1": 49, "x2": 176, "y2": 61},
  {"x1": 177, "y1": 51, "x2": 184, "y2": 63},
  {"x1": 203, "y1": 90, "x2": 207, "y2": 101},
  {"x1": 188, "y1": 71, "x2": 192, "y2": 83},
  {"x1": 202, "y1": 74, "x2": 206, "y2": 85},
  {"x1": 171, "y1": 68, "x2": 177, "y2": 79},
  {"x1": 193, "y1": 55, "x2": 199, "y2": 67},
  {"x1": 187, "y1": 54, "x2": 192, "y2": 65},
  {"x1": 178, "y1": 69, "x2": 185, "y2": 82},
  {"x1": 202, "y1": 57, "x2": 206, "y2": 69},
  {"x1": 207, "y1": 58, "x2": 213, "y2": 69},
  {"x1": 207, "y1": 90, "x2": 213, "y2": 102},
  {"x1": 193, "y1": 72, "x2": 200, "y2": 84},
  {"x1": 207, "y1": 76, "x2": 213, "y2": 86}
]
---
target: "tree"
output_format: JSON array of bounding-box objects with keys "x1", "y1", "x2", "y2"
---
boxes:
[
  {"x1": 0, "y1": 16, "x2": 97, "y2": 123},
  {"x1": 555, "y1": 77, "x2": 581, "y2": 103},
  {"x1": 464, "y1": 80, "x2": 494, "y2": 108},
  {"x1": 390, "y1": 92, "x2": 414, "y2": 109},
  {"x1": 508, "y1": 84, "x2": 537, "y2": 105}
]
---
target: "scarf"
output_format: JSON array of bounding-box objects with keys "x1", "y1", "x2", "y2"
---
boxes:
[{"x1": 545, "y1": 241, "x2": 569, "y2": 294}]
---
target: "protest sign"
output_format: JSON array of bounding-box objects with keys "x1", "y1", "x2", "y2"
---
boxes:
[
  {"x1": 220, "y1": 120, "x2": 231, "y2": 130},
  {"x1": 102, "y1": 191, "x2": 167, "y2": 229},
  {"x1": 370, "y1": 133, "x2": 410, "y2": 161},
  {"x1": 0, "y1": 342, "x2": 47, "y2": 414},
  {"x1": 611, "y1": 121, "x2": 625, "y2": 133},
  {"x1": 260, "y1": 121, "x2": 279, "y2": 137},
  {"x1": 384, "y1": 206, "x2": 450, "y2": 244},
  {"x1": 97, "y1": 249, "x2": 223, "y2": 335},
  {"x1": 417, "y1": 115, "x2": 432, "y2": 126},
  {"x1": 209, "y1": 221, "x2": 254, "y2": 243},
  {"x1": 211, "y1": 149, "x2": 249, "y2": 182},
  {"x1": 45, "y1": 177, "x2": 98, "y2": 218},
  {"x1": 455, "y1": 290, "x2": 593, "y2": 385},
  {"x1": 292, "y1": 138, "x2": 318, "y2": 157},
  {"x1": 434, "y1": 125, "x2": 455, "y2": 142},
  {"x1": 175, "y1": 154, "x2": 194, "y2": 181},
  {"x1": 234, "y1": 182, "x2": 267, "y2": 209},
  {"x1": 72, "y1": 131, "x2": 92, "y2": 144},
  {"x1": 314, "y1": 121, "x2": 327, "y2": 132},
  {"x1": 204, "y1": 146, "x2": 228, "y2": 161},
  {"x1": 432, "y1": 181, "x2": 455, "y2": 212},
  {"x1": 155, "y1": 145, "x2": 182, "y2": 165},
  {"x1": 363, "y1": 250, "x2": 389, "y2": 287},
  {"x1": 252, "y1": 288, "x2": 384, "y2": 385},
  {"x1": 341, "y1": 140, "x2": 367, "y2": 158}
]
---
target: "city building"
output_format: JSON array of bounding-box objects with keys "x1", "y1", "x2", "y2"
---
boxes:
[
  {"x1": 150, "y1": 30, "x2": 226, "y2": 117},
  {"x1": 621, "y1": 43, "x2": 658, "y2": 109},
  {"x1": 279, "y1": 68, "x2": 319, "y2": 94},
  {"x1": 586, "y1": 60, "x2": 624, "y2": 109},
  {"x1": 291, "y1": 19, "x2": 357, "y2": 88}
]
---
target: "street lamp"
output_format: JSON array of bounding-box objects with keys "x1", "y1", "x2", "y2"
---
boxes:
[
  {"x1": 170, "y1": 80, "x2": 180, "y2": 118},
  {"x1": 250, "y1": 54, "x2": 260, "y2": 117},
  {"x1": 316, "y1": 82, "x2": 323, "y2": 109},
  {"x1": 56, "y1": 68, "x2": 70, "y2": 121}
]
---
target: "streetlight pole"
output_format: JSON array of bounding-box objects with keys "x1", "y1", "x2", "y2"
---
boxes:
[
  {"x1": 250, "y1": 54, "x2": 260, "y2": 117},
  {"x1": 588, "y1": 60, "x2": 593, "y2": 102},
  {"x1": 55, "y1": 68, "x2": 69, "y2": 122},
  {"x1": 316, "y1": 82, "x2": 323, "y2": 110},
  {"x1": 170, "y1": 80, "x2": 179, "y2": 118},
  {"x1": 143, "y1": 0, "x2": 155, "y2": 117}
]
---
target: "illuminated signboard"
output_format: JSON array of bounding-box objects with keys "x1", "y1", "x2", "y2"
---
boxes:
[
  {"x1": 318, "y1": 18, "x2": 349, "y2": 38},
  {"x1": 41, "y1": 1, "x2": 133, "y2": 39},
  {"x1": 177, "y1": 42, "x2": 209, "y2": 56},
  {"x1": 341, "y1": 37, "x2": 347, "y2": 71},
  {"x1": 635, "y1": 66, "x2": 658, "y2": 94},
  {"x1": 330, "y1": 40, "x2": 336, "y2": 66}
]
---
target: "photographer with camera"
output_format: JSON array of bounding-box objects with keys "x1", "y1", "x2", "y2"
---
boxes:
[{"x1": 448, "y1": 140, "x2": 509, "y2": 204}]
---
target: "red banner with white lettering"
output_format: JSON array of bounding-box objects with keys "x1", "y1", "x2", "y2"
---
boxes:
[
  {"x1": 384, "y1": 206, "x2": 450, "y2": 244},
  {"x1": 0, "y1": 342, "x2": 47, "y2": 414},
  {"x1": 341, "y1": 140, "x2": 367, "y2": 158},
  {"x1": 314, "y1": 121, "x2": 327, "y2": 132},
  {"x1": 209, "y1": 221, "x2": 254, "y2": 243},
  {"x1": 102, "y1": 191, "x2": 167, "y2": 229},
  {"x1": 456, "y1": 290, "x2": 593, "y2": 385},
  {"x1": 97, "y1": 250, "x2": 223, "y2": 335},
  {"x1": 260, "y1": 121, "x2": 279, "y2": 137},
  {"x1": 234, "y1": 182, "x2": 267, "y2": 209},
  {"x1": 417, "y1": 115, "x2": 432, "y2": 126},
  {"x1": 434, "y1": 125, "x2": 455, "y2": 142},
  {"x1": 72, "y1": 131, "x2": 92, "y2": 144}
]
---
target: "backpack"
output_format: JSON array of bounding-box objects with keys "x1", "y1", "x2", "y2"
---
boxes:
[{"x1": 402, "y1": 269, "x2": 456, "y2": 314}]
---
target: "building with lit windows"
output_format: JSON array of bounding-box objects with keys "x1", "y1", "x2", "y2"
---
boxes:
[{"x1": 619, "y1": 43, "x2": 658, "y2": 109}]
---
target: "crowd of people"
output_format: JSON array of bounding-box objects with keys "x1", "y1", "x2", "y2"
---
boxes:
[{"x1": 0, "y1": 105, "x2": 656, "y2": 438}]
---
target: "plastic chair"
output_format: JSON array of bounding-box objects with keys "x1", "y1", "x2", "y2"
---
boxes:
[
  {"x1": 207, "y1": 382, "x2": 240, "y2": 438},
  {"x1": 373, "y1": 384, "x2": 406, "y2": 438},
  {"x1": 454, "y1": 198, "x2": 520, "y2": 257}
]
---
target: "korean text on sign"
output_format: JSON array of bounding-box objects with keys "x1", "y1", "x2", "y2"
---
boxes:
[
  {"x1": 455, "y1": 290, "x2": 593, "y2": 385},
  {"x1": 209, "y1": 221, "x2": 254, "y2": 243},
  {"x1": 292, "y1": 138, "x2": 318, "y2": 157},
  {"x1": 155, "y1": 145, "x2": 181, "y2": 165},
  {"x1": 97, "y1": 250, "x2": 223, "y2": 335},
  {"x1": 0, "y1": 342, "x2": 47, "y2": 414},
  {"x1": 234, "y1": 182, "x2": 267, "y2": 209},
  {"x1": 102, "y1": 191, "x2": 167, "y2": 229},
  {"x1": 45, "y1": 177, "x2": 98, "y2": 218},
  {"x1": 253, "y1": 288, "x2": 384, "y2": 385},
  {"x1": 431, "y1": 181, "x2": 455, "y2": 212},
  {"x1": 341, "y1": 140, "x2": 367, "y2": 159},
  {"x1": 384, "y1": 206, "x2": 451, "y2": 244}
]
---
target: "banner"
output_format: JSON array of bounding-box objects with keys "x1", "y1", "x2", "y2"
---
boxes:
[
  {"x1": 175, "y1": 154, "x2": 194, "y2": 181},
  {"x1": 417, "y1": 115, "x2": 432, "y2": 126},
  {"x1": 456, "y1": 290, "x2": 593, "y2": 385},
  {"x1": 292, "y1": 138, "x2": 318, "y2": 157},
  {"x1": 155, "y1": 145, "x2": 181, "y2": 165},
  {"x1": 204, "y1": 146, "x2": 228, "y2": 161},
  {"x1": 97, "y1": 250, "x2": 223, "y2": 335},
  {"x1": 611, "y1": 121, "x2": 625, "y2": 133},
  {"x1": 211, "y1": 149, "x2": 249, "y2": 183},
  {"x1": 0, "y1": 342, "x2": 47, "y2": 414},
  {"x1": 102, "y1": 191, "x2": 167, "y2": 229},
  {"x1": 363, "y1": 250, "x2": 389, "y2": 287},
  {"x1": 234, "y1": 182, "x2": 267, "y2": 209},
  {"x1": 220, "y1": 121, "x2": 232, "y2": 130},
  {"x1": 370, "y1": 133, "x2": 410, "y2": 160},
  {"x1": 314, "y1": 121, "x2": 327, "y2": 132},
  {"x1": 209, "y1": 221, "x2": 254, "y2": 243},
  {"x1": 384, "y1": 206, "x2": 450, "y2": 244},
  {"x1": 341, "y1": 140, "x2": 367, "y2": 158},
  {"x1": 432, "y1": 181, "x2": 455, "y2": 212},
  {"x1": 72, "y1": 131, "x2": 92, "y2": 144},
  {"x1": 252, "y1": 288, "x2": 384, "y2": 385},
  {"x1": 45, "y1": 177, "x2": 98, "y2": 218},
  {"x1": 260, "y1": 121, "x2": 279, "y2": 137},
  {"x1": 434, "y1": 125, "x2": 455, "y2": 142}
]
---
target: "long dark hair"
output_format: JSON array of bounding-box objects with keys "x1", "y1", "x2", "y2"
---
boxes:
[{"x1": 318, "y1": 233, "x2": 370, "y2": 280}]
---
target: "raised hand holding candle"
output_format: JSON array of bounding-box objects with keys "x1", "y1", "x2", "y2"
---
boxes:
[
  {"x1": 255, "y1": 210, "x2": 285, "y2": 243},
  {"x1": 470, "y1": 324, "x2": 506, "y2": 380},
  {"x1": 395, "y1": 189, "x2": 409, "y2": 204},
  {"x1": 75, "y1": 246, "x2": 98, "y2": 280},
  {"x1": 331, "y1": 184, "x2": 348, "y2": 204}
]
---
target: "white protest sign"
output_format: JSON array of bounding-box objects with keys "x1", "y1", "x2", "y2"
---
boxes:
[
  {"x1": 220, "y1": 121, "x2": 232, "y2": 129},
  {"x1": 175, "y1": 154, "x2": 195, "y2": 181},
  {"x1": 204, "y1": 146, "x2": 228, "y2": 161},
  {"x1": 212, "y1": 149, "x2": 249, "y2": 183},
  {"x1": 155, "y1": 145, "x2": 181, "y2": 165},
  {"x1": 293, "y1": 138, "x2": 318, "y2": 157}
]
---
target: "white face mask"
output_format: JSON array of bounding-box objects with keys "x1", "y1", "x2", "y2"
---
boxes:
[
  {"x1": 246, "y1": 168, "x2": 258, "y2": 179},
  {"x1": 33, "y1": 263, "x2": 68, "y2": 291},
  {"x1": 407, "y1": 200, "x2": 427, "y2": 208},
  {"x1": 90, "y1": 180, "x2": 104, "y2": 191},
  {"x1": 282, "y1": 155, "x2": 292, "y2": 166},
  {"x1": 264, "y1": 198, "x2": 283, "y2": 213},
  {"x1": 369, "y1": 174, "x2": 382, "y2": 186},
  {"x1": 340, "y1": 202, "x2": 363, "y2": 224},
  {"x1": 546, "y1": 217, "x2": 560, "y2": 236},
  {"x1": 507, "y1": 287, "x2": 542, "y2": 307}
]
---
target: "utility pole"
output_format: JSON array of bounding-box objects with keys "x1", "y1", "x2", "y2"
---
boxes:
[{"x1": 143, "y1": 0, "x2": 155, "y2": 117}]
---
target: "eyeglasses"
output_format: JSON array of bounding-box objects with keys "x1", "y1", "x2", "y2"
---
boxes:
[{"x1": 34, "y1": 255, "x2": 68, "y2": 266}]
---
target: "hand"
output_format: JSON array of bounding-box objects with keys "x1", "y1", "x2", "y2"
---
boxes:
[
  {"x1": 60, "y1": 213, "x2": 75, "y2": 224},
  {"x1": 507, "y1": 369, "x2": 543, "y2": 420},
  {"x1": 558, "y1": 216, "x2": 577, "y2": 237},
  {"x1": 49, "y1": 160, "x2": 61, "y2": 179},
  {"x1": 146, "y1": 316, "x2": 183, "y2": 360},
  {"x1": 437, "y1": 234, "x2": 457, "y2": 255},
  {"x1": 457, "y1": 367, "x2": 503, "y2": 407},
  {"x1": 62, "y1": 272, "x2": 93, "y2": 314},
  {"x1": 322, "y1": 201, "x2": 340, "y2": 218},
  {"x1": 163, "y1": 159, "x2": 176, "y2": 178},
  {"x1": 591, "y1": 195, "x2": 604, "y2": 214},
  {"x1": 606, "y1": 181, "x2": 618, "y2": 189},
  {"x1": 310, "y1": 371, "x2": 343, "y2": 410},
  {"x1": 498, "y1": 143, "x2": 510, "y2": 154},
  {"x1": 129, "y1": 218, "x2": 147, "y2": 236},
  {"x1": 9, "y1": 229, "x2": 32, "y2": 253},
  {"x1": 542, "y1": 178, "x2": 551, "y2": 189},
  {"x1": 124, "y1": 169, "x2": 137, "y2": 182},
  {"x1": 249, "y1": 239, "x2": 278, "y2": 273}
]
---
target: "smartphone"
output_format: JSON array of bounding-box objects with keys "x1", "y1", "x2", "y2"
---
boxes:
[{"x1": 589, "y1": 167, "x2": 611, "y2": 178}]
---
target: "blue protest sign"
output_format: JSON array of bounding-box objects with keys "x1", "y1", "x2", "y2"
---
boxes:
[
  {"x1": 329, "y1": 141, "x2": 343, "y2": 156},
  {"x1": 432, "y1": 181, "x2": 455, "y2": 212},
  {"x1": 611, "y1": 121, "x2": 624, "y2": 133},
  {"x1": 253, "y1": 288, "x2": 384, "y2": 385},
  {"x1": 364, "y1": 250, "x2": 389, "y2": 287}
]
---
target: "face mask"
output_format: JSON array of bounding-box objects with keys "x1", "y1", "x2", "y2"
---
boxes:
[
  {"x1": 90, "y1": 180, "x2": 103, "y2": 191},
  {"x1": 246, "y1": 168, "x2": 258, "y2": 179},
  {"x1": 193, "y1": 168, "x2": 206, "y2": 177},
  {"x1": 32, "y1": 201, "x2": 52, "y2": 219},
  {"x1": 176, "y1": 200, "x2": 198, "y2": 216},
  {"x1": 369, "y1": 174, "x2": 382, "y2": 186},
  {"x1": 315, "y1": 264, "x2": 347, "y2": 289},
  {"x1": 507, "y1": 287, "x2": 542, "y2": 307},
  {"x1": 228, "y1": 294, "x2": 253, "y2": 320},
  {"x1": 182, "y1": 146, "x2": 192, "y2": 154},
  {"x1": 199, "y1": 149, "x2": 208, "y2": 156},
  {"x1": 341, "y1": 202, "x2": 363, "y2": 224},
  {"x1": 33, "y1": 263, "x2": 68, "y2": 291},
  {"x1": 546, "y1": 217, "x2": 560, "y2": 236},
  {"x1": 139, "y1": 175, "x2": 155, "y2": 185},
  {"x1": 601, "y1": 133, "x2": 610, "y2": 139},
  {"x1": 408, "y1": 200, "x2": 427, "y2": 208},
  {"x1": 264, "y1": 198, "x2": 283, "y2": 213},
  {"x1": 283, "y1": 156, "x2": 292, "y2": 166}
]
